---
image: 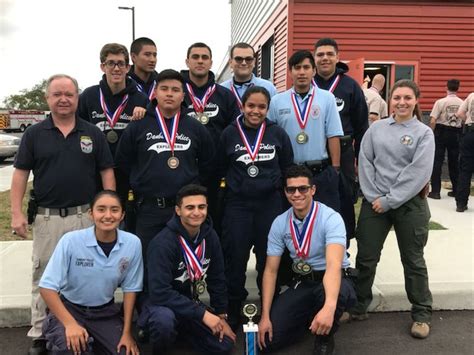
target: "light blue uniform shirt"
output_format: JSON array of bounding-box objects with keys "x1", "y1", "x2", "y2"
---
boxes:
[
  {"x1": 40, "y1": 226, "x2": 143, "y2": 306},
  {"x1": 268, "y1": 86, "x2": 343, "y2": 163},
  {"x1": 267, "y1": 202, "x2": 350, "y2": 271},
  {"x1": 220, "y1": 74, "x2": 278, "y2": 99}
]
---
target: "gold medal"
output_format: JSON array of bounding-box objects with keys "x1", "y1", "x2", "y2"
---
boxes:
[
  {"x1": 198, "y1": 113, "x2": 209, "y2": 125},
  {"x1": 167, "y1": 156, "x2": 179, "y2": 169},
  {"x1": 106, "y1": 130, "x2": 119, "y2": 144},
  {"x1": 195, "y1": 280, "x2": 207, "y2": 295},
  {"x1": 296, "y1": 131, "x2": 308, "y2": 144},
  {"x1": 300, "y1": 262, "x2": 312, "y2": 275}
]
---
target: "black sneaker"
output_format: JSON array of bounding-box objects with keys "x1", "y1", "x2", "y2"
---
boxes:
[
  {"x1": 456, "y1": 205, "x2": 467, "y2": 212},
  {"x1": 313, "y1": 335, "x2": 335, "y2": 355},
  {"x1": 447, "y1": 191, "x2": 456, "y2": 197},
  {"x1": 28, "y1": 339, "x2": 47, "y2": 355},
  {"x1": 427, "y1": 192, "x2": 441, "y2": 200}
]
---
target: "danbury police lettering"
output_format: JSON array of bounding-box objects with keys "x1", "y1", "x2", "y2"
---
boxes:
[
  {"x1": 146, "y1": 132, "x2": 192, "y2": 155},
  {"x1": 80, "y1": 136, "x2": 93, "y2": 154},
  {"x1": 91, "y1": 111, "x2": 132, "y2": 122},
  {"x1": 75, "y1": 258, "x2": 94, "y2": 267},
  {"x1": 234, "y1": 143, "x2": 276, "y2": 165},
  {"x1": 186, "y1": 103, "x2": 220, "y2": 121},
  {"x1": 174, "y1": 258, "x2": 210, "y2": 283}
]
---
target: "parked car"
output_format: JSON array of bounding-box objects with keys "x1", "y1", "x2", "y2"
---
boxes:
[{"x1": 0, "y1": 133, "x2": 20, "y2": 162}]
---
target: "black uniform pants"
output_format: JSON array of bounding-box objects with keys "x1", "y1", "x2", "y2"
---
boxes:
[
  {"x1": 431, "y1": 125, "x2": 461, "y2": 194},
  {"x1": 339, "y1": 144, "x2": 358, "y2": 241},
  {"x1": 456, "y1": 130, "x2": 474, "y2": 207},
  {"x1": 312, "y1": 166, "x2": 340, "y2": 212},
  {"x1": 222, "y1": 191, "x2": 283, "y2": 303},
  {"x1": 261, "y1": 277, "x2": 356, "y2": 352}
]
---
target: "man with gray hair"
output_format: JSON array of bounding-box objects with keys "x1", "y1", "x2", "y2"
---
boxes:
[{"x1": 11, "y1": 74, "x2": 115, "y2": 355}]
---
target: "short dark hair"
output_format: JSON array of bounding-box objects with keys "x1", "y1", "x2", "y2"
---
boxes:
[
  {"x1": 100, "y1": 43, "x2": 129, "y2": 64},
  {"x1": 130, "y1": 37, "x2": 156, "y2": 55},
  {"x1": 241, "y1": 86, "x2": 271, "y2": 107},
  {"x1": 156, "y1": 69, "x2": 185, "y2": 89},
  {"x1": 447, "y1": 79, "x2": 460, "y2": 92},
  {"x1": 230, "y1": 42, "x2": 255, "y2": 58},
  {"x1": 176, "y1": 184, "x2": 208, "y2": 206},
  {"x1": 288, "y1": 50, "x2": 316, "y2": 69},
  {"x1": 187, "y1": 42, "x2": 212, "y2": 58},
  {"x1": 90, "y1": 190, "x2": 124, "y2": 210},
  {"x1": 284, "y1": 165, "x2": 312, "y2": 186},
  {"x1": 314, "y1": 38, "x2": 339, "y2": 52}
]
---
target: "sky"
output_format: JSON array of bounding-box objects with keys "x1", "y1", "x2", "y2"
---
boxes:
[{"x1": 0, "y1": 0, "x2": 231, "y2": 103}]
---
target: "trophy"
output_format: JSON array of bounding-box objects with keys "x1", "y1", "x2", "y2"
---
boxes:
[{"x1": 243, "y1": 303, "x2": 258, "y2": 355}]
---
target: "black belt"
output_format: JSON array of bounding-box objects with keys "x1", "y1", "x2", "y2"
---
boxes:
[
  {"x1": 436, "y1": 124, "x2": 461, "y2": 131},
  {"x1": 302, "y1": 159, "x2": 329, "y2": 175},
  {"x1": 140, "y1": 196, "x2": 175, "y2": 208},
  {"x1": 465, "y1": 124, "x2": 474, "y2": 132},
  {"x1": 294, "y1": 268, "x2": 357, "y2": 282},
  {"x1": 340, "y1": 135, "x2": 352, "y2": 143},
  {"x1": 37, "y1": 204, "x2": 89, "y2": 217},
  {"x1": 61, "y1": 295, "x2": 114, "y2": 310}
]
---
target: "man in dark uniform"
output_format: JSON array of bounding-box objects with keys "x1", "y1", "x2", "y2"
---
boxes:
[
  {"x1": 128, "y1": 37, "x2": 159, "y2": 101},
  {"x1": 78, "y1": 43, "x2": 148, "y2": 203},
  {"x1": 11, "y1": 74, "x2": 115, "y2": 355},
  {"x1": 139, "y1": 184, "x2": 236, "y2": 354},
  {"x1": 115, "y1": 69, "x2": 215, "y2": 260},
  {"x1": 313, "y1": 37, "x2": 368, "y2": 243}
]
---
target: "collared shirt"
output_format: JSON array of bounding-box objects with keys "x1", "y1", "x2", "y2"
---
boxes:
[
  {"x1": 459, "y1": 92, "x2": 474, "y2": 125},
  {"x1": 430, "y1": 93, "x2": 463, "y2": 128},
  {"x1": 268, "y1": 86, "x2": 343, "y2": 163},
  {"x1": 220, "y1": 74, "x2": 278, "y2": 99},
  {"x1": 363, "y1": 87, "x2": 388, "y2": 123},
  {"x1": 267, "y1": 202, "x2": 350, "y2": 271},
  {"x1": 40, "y1": 226, "x2": 143, "y2": 306}
]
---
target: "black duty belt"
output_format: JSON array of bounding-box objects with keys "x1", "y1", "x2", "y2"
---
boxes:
[
  {"x1": 465, "y1": 124, "x2": 474, "y2": 132},
  {"x1": 140, "y1": 196, "x2": 175, "y2": 209},
  {"x1": 302, "y1": 159, "x2": 329, "y2": 175},
  {"x1": 294, "y1": 268, "x2": 358, "y2": 282},
  {"x1": 436, "y1": 124, "x2": 461, "y2": 131},
  {"x1": 37, "y1": 204, "x2": 89, "y2": 217},
  {"x1": 61, "y1": 295, "x2": 115, "y2": 310}
]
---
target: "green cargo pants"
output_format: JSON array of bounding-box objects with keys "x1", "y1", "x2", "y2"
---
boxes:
[{"x1": 352, "y1": 196, "x2": 433, "y2": 322}]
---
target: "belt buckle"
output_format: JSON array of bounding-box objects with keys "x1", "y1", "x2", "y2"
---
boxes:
[
  {"x1": 59, "y1": 208, "x2": 68, "y2": 218},
  {"x1": 156, "y1": 197, "x2": 166, "y2": 208}
]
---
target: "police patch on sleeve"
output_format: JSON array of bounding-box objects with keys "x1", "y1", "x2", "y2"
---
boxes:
[
  {"x1": 400, "y1": 135, "x2": 413, "y2": 145},
  {"x1": 80, "y1": 136, "x2": 93, "y2": 154}
]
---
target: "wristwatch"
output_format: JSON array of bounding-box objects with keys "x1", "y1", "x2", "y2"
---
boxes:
[{"x1": 218, "y1": 313, "x2": 228, "y2": 320}]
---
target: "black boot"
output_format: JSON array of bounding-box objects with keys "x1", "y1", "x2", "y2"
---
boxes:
[
  {"x1": 313, "y1": 335, "x2": 335, "y2": 355},
  {"x1": 28, "y1": 339, "x2": 47, "y2": 355}
]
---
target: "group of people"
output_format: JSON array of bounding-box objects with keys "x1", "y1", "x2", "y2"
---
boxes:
[{"x1": 9, "y1": 35, "x2": 472, "y2": 355}]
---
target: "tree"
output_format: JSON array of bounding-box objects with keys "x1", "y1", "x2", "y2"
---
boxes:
[{"x1": 3, "y1": 80, "x2": 49, "y2": 110}]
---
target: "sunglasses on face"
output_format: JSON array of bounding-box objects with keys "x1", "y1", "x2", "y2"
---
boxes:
[
  {"x1": 285, "y1": 185, "x2": 312, "y2": 194},
  {"x1": 233, "y1": 56, "x2": 254, "y2": 64},
  {"x1": 103, "y1": 60, "x2": 127, "y2": 69}
]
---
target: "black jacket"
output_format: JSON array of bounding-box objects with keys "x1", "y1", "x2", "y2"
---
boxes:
[
  {"x1": 128, "y1": 66, "x2": 159, "y2": 100},
  {"x1": 314, "y1": 62, "x2": 368, "y2": 157},
  {"x1": 147, "y1": 214, "x2": 228, "y2": 320}
]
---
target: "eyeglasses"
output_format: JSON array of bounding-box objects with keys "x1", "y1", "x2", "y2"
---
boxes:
[
  {"x1": 103, "y1": 60, "x2": 127, "y2": 69},
  {"x1": 233, "y1": 56, "x2": 254, "y2": 64},
  {"x1": 285, "y1": 185, "x2": 312, "y2": 194}
]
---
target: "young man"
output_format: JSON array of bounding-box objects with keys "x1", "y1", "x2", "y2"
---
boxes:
[
  {"x1": 220, "y1": 42, "x2": 278, "y2": 110},
  {"x1": 363, "y1": 74, "x2": 388, "y2": 124},
  {"x1": 128, "y1": 37, "x2": 159, "y2": 101},
  {"x1": 268, "y1": 50, "x2": 343, "y2": 211},
  {"x1": 428, "y1": 79, "x2": 463, "y2": 199},
  {"x1": 140, "y1": 184, "x2": 236, "y2": 354},
  {"x1": 115, "y1": 69, "x2": 215, "y2": 258},
  {"x1": 11, "y1": 74, "x2": 115, "y2": 355},
  {"x1": 314, "y1": 37, "x2": 369, "y2": 242},
  {"x1": 258, "y1": 165, "x2": 356, "y2": 355},
  {"x1": 78, "y1": 43, "x2": 148, "y2": 204}
]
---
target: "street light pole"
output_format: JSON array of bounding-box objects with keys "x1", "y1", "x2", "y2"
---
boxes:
[{"x1": 118, "y1": 6, "x2": 135, "y2": 41}]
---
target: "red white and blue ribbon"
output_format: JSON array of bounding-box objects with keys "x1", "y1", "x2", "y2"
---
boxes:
[
  {"x1": 99, "y1": 88, "x2": 129, "y2": 130},
  {"x1": 290, "y1": 86, "x2": 315, "y2": 131},
  {"x1": 154, "y1": 107, "x2": 180, "y2": 155},
  {"x1": 236, "y1": 114, "x2": 266, "y2": 163},
  {"x1": 178, "y1": 236, "x2": 206, "y2": 281},
  {"x1": 186, "y1": 83, "x2": 216, "y2": 114},
  {"x1": 230, "y1": 85, "x2": 243, "y2": 111},
  {"x1": 137, "y1": 80, "x2": 156, "y2": 101},
  {"x1": 328, "y1": 75, "x2": 341, "y2": 93},
  {"x1": 289, "y1": 201, "x2": 319, "y2": 259}
]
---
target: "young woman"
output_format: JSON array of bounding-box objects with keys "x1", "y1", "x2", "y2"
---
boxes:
[
  {"x1": 39, "y1": 190, "x2": 143, "y2": 354},
  {"x1": 352, "y1": 80, "x2": 435, "y2": 339},
  {"x1": 217, "y1": 86, "x2": 294, "y2": 328}
]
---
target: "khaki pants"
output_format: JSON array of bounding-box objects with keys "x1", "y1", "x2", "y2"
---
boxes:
[{"x1": 28, "y1": 209, "x2": 93, "y2": 339}]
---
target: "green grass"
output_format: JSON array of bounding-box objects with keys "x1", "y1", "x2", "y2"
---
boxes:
[{"x1": 0, "y1": 182, "x2": 32, "y2": 241}]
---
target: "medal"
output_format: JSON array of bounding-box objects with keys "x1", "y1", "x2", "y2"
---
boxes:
[
  {"x1": 194, "y1": 280, "x2": 207, "y2": 295},
  {"x1": 178, "y1": 236, "x2": 206, "y2": 284},
  {"x1": 137, "y1": 80, "x2": 156, "y2": 101},
  {"x1": 167, "y1": 156, "x2": 179, "y2": 169},
  {"x1": 186, "y1": 83, "x2": 216, "y2": 124},
  {"x1": 99, "y1": 88, "x2": 129, "y2": 136},
  {"x1": 154, "y1": 107, "x2": 180, "y2": 170},
  {"x1": 247, "y1": 164, "x2": 259, "y2": 177},
  {"x1": 236, "y1": 115, "x2": 266, "y2": 177},
  {"x1": 289, "y1": 201, "x2": 319, "y2": 272},
  {"x1": 290, "y1": 86, "x2": 315, "y2": 145},
  {"x1": 296, "y1": 131, "x2": 308, "y2": 144},
  {"x1": 328, "y1": 74, "x2": 341, "y2": 93},
  {"x1": 106, "y1": 130, "x2": 119, "y2": 144}
]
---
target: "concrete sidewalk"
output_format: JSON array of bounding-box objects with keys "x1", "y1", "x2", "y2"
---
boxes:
[{"x1": 1, "y1": 187, "x2": 472, "y2": 327}]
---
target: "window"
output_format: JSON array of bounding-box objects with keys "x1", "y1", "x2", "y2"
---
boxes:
[
  {"x1": 260, "y1": 36, "x2": 274, "y2": 81},
  {"x1": 395, "y1": 65, "x2": 415, "y2": 82}
]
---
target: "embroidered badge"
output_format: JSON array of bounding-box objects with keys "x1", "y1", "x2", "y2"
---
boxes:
[
  {"x1": 400, "y1": 135, "x2": 414, "y2": 145},
  {"x1": 118, "y1": 257, "x2": 129, "y2": 274},
  {"x1": 311, "y1": 105, "x2": 320, "y2": 119},
  {"x1": 80, "y1": 136, "x2": 93, "y2": 154}
]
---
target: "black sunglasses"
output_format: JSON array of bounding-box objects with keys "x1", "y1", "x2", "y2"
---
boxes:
[
  {"x1": 233, "y1": 56, "x2": 254, "y2": 64},
  {"x1": 285, "y1": 185, "x2": 312, "y2": 194}
]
